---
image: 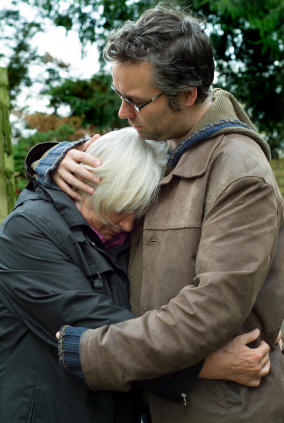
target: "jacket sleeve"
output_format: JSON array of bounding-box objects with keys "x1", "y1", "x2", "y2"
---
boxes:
[
  {"x1": 25, "y1": 139, "x2": 86, "y2": 188},
  {"x1": 77, "y1": 176, "x2": 280, "y2": 391},
  {"x1": 25, "y1": 141, "x2": 59, "y2": 182},
  {"x1": 0, "y1": 213, "x2": 136, "y2": 350},
  {"x1": 58, "y1": 325, "x2": 204, "y2": 402}
]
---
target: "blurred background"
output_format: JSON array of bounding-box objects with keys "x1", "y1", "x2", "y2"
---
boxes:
[{"x1": 0, "y1": 0, "x2": 283, "y2": 210}]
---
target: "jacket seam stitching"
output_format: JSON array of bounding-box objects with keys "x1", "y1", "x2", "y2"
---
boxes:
[{"x1": 212, "y1": 176, "x2": 278, "y2": 208}]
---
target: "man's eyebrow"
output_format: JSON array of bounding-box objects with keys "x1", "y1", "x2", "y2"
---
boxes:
[{"x1": 112, "y1": 84, "x2": 148, "y2": 102}]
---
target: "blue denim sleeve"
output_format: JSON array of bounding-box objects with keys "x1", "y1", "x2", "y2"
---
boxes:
[
  {"x1": 58, "y1": 325, "x2": 87, "y2": 381},
  {"x1": 35, "y1": 139, "x2": 87, "y2": 189}
]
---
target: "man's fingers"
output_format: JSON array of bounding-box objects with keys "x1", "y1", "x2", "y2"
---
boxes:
[
  {"x1": 248, "y1": 377, "x2": 261, "y2": 387},
  {"x1": 60, "y1": 163, "x2": 99, "y2": 185},
  {"x1": 53, "y1": 169, "x2": 96, "y2": 196},
  {"x1": 51, "y1": 177, "x2": 83, "y2": 201},
  {"x1": 56, "y1": 331, "x2": 60, "y2": 339},
  {"x1": 75, "y1": 134, "x2": 100, "y2": 152},
  {"x1": 256, "y1": 340, "x2": 270, "y2": 357},
  {"x1": 247, "y1": 359, "x2": 270, "y2": 387},
  {"x1": 49, "y1": 145, "x2": 102, "y2": 198},
  {"x1": 83, "y1": 134, "x2": 100, "y2": 150},
  {"x1": 258, "y1": 357, "x2": 270, "y2": 377},
  {"x1": 237, "y1": 328, "x2": 260, "y2": 346},
  {"x1": 66, "y1": 149, "x2": 101, "y2": 168}
]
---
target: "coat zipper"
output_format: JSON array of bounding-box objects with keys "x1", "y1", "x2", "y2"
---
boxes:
[{"x1": 181, "y1": 393, "x2": 187, "y2": 406}]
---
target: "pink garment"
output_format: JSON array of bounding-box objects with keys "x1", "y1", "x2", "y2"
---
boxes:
[
  {"x1": 90, "y1": 226, "x2": 128, "y2": 250},
  {"x1": 73, "y1": 199, "x2": 128, "y2": 249}
]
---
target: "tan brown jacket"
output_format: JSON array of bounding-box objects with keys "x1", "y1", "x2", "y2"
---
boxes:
[{"x1": 80, "y1": 92, "x2": 284, "y2": 422}]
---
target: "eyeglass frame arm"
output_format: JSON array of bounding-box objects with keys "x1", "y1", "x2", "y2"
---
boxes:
[{"x1": 111, "y1": 85, "x2": 164, "y2": 112}]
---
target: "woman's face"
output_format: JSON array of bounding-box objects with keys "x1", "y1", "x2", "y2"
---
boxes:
[{"x1": 80, "y1": 199, "x2": 136, "y2": 240}]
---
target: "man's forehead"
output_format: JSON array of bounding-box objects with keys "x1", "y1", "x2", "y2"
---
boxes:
[{"x1": 112, "y1": 61, "x2": 154, "y2": 94}]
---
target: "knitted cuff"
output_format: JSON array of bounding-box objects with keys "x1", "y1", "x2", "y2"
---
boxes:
[{"x1": 58, "y1": 325, "x2": 87, "y2": 381}]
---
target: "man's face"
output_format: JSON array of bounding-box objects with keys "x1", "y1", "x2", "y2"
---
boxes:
[{"x1": 112, "y1": 61, "x2": 192, "y2": 143}]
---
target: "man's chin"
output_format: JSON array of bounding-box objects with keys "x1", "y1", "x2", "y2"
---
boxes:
[{"x1": 134, "y1": 128, "x2": 167, "y2": 142}]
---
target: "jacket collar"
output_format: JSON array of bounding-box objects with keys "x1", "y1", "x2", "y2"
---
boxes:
[
  {"x1": 16, "y1": 181, "x2": 90, "y2": 230},
  {"x1": 161, "y1": 134, "x2": 223, "y2": 184},
  {"x1": 161, "y1": 88, "x2": 271, "y2": 184}
]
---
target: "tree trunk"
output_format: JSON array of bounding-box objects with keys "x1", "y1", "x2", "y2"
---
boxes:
[{"x1": 0, "y1": 67, "x2": 15, "y2": 223}]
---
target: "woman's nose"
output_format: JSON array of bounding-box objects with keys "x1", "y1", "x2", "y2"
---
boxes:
[
  {"x1": 118, "y1": 100, "x2": 136, "y2": 119},
  {"x1": 119, "y1": 214, "x2": 135, "y2": 232}
]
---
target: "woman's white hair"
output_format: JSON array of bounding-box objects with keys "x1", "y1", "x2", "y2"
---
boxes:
[{"x1": 76, "y1": 127, "x2": 168, "y2": 224}]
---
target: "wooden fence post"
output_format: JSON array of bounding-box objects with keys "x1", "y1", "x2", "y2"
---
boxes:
[{"x1": 0, "y1": 67, "x2": 15, "y2": 223}]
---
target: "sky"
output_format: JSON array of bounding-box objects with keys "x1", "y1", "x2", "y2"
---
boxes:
[{"x1": 0, "y1": 0, "x2": 100, "y2": 116}]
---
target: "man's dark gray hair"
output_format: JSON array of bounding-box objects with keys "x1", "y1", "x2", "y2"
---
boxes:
[{"x1": 104, "y1": 3, "x2": 215, "y2": 109}]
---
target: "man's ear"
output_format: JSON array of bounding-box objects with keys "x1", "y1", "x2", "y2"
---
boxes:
[{"x1": 183, "y1": 87, "x2": 198, "y2": 107}]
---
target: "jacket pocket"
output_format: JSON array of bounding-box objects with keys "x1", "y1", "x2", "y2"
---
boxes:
[
  {"x1": 218, "y1": 380, "x2": 243, "y2": 408},
  {"x1": 28, "y1": 386, "x2": 40, "y2": 423}
]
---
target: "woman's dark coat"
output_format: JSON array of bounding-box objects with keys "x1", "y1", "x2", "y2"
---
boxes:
[
  {"x1": 0, "y1": 182, "x2": 142, "y2": 423},
  {"x1": 0, "y1": 181, "x2": 202, "y2": 422}
]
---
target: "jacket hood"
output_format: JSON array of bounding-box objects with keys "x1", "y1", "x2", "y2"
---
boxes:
[
  {"x1": 195, "y1": 89, "x2": 271, "y2": 160},
  {"x1": 166, "y1": 89, "x2": 270, "y2": 172}
]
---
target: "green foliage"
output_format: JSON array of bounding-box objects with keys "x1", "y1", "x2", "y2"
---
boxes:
[
  {"x1": 0, "y1": 8, "x2": 42, "y2": 103},
  {"x1": 13, "y1": 123, "x2": 76, "y2": 194},
  {"x1": 191, "y1": 0, "x2": 284, "y2": 157},
  {"x1": 47, "y1": 72, "x2": 126, "y2": 129}
]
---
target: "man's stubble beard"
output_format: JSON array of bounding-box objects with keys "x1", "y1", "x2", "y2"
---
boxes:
[
  {"x1": 135, "y1": 125, "x2": 191, "y2": 144},
  {"x1": 135, "y1": 127, "x2": 167, "y2": 142}
]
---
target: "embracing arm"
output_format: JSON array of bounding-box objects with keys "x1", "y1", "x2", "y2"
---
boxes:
[
  {"x1": 56, "y1": 323, "x2": 270, "y2": 398},
  {"x1": 74, "y1": 176, "x2": 280, "y2": 391}
]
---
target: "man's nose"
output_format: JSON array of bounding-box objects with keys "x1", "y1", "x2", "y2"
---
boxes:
[
  {"x1": 118, "y1": 100, "x2": 136, "y2": 119},
  {"x1": 119, "y1": 214, "x2": 135, "y2": 232}
]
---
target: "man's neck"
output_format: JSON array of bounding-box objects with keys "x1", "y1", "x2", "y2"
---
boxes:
[{"x1": 167, "y1": 98, "x2": 212, "y2": 151}]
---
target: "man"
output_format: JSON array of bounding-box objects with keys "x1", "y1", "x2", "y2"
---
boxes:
[{"x1": 26, "y1": 4, "x2": 284, "y2": 423}]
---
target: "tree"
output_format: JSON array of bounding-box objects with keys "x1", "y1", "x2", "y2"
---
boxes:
[
  {"x1": 191, "y1": 0, "x2": 284, "y2": 157},
  {"x1": 47, "y1": 72, "x2": 125, "y2": 129}
]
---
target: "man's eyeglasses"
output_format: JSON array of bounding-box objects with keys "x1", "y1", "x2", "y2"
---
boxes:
[{"x1": 111, "y1": 85, "x2": 164, "y2": 113}]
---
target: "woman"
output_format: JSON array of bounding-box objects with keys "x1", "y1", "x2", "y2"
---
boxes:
[{"x1": 0, "y1": 128, "x2": 169, "y2": 423}]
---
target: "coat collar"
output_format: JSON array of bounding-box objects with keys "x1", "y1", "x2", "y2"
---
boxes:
[
  {"x1": 161, "y1": 134, "x2": 224, "y2": 184},
  {"x1": 16, "y1": 181, "x2": 90, "y2": 229}
]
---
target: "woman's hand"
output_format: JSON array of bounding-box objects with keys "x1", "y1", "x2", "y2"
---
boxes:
[
  {"x1": 51, "y1": 135, "x2": 101, "y2": 201},
  {"x1": 199, "y1": 329, "x2": 270, "y2": 387}
]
